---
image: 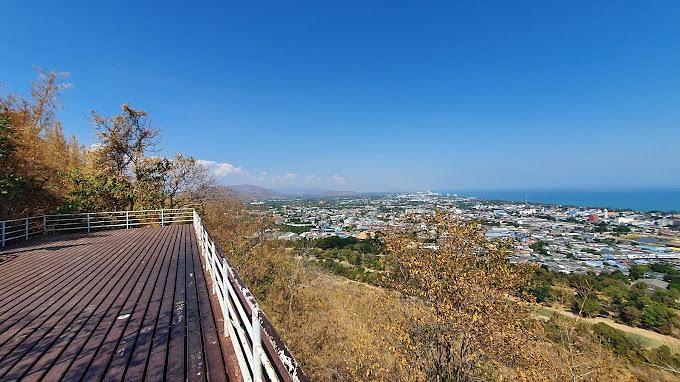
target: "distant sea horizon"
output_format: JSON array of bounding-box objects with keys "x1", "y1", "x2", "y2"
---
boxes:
[{"x1": 438, "y1": 188, "x2": 680, "y2": 213}]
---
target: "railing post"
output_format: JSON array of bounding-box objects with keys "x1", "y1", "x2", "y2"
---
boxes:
[
  {"x1": 43, "y1": 216, "x2": 47, "y2": 235},
  {"x1": 87, "y1": 213, "x2": 91, "y2": 233},
  {"x1": 209, "y1": 239, "x2": 216, "y2": 291},
  {"x1": 126, "y1": 211, "x2": 129, "y2": 229},
  {"x1": 252, "y1": 307, "x2": 262, "y2": 382},
  {"x1": 161, "y1": 209, "x2": 165, "y2": 226},
  {"x1": 223, "y1": 260, "x2": 230, "y2": 337},
  {"x1": 25, "y1": 218, "x2": 29, "y2": 240},
  {"x1": 1, "y1": 221, "x2": 5, "y2": 247}
]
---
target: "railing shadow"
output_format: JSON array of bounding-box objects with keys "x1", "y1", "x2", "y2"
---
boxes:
[{"x1": 0, "y1": 232, "x2": 95, "y2": 254}]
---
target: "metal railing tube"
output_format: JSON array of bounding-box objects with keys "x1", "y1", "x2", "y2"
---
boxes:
[
  {"x1": 193, "y1": 215, "x2": 307, "y2": 382},
  {"x1": 0, "y1": 208, "x2": 194, "y2": 247},
  {"x1": 252, "y1": 307, "x2": 263, "y2": 382}
]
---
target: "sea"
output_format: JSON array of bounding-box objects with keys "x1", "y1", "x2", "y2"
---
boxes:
[{"x1": 441, "y1": 189, "x2": 680, "y2": 213}]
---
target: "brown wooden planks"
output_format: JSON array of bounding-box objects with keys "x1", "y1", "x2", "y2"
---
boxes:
[
  {"x1": 20, "y1": 228, "x2": 174, "y2": 381},
  {"x1": 0, "y1": 230, "x2": 141, "y2": 322},
  {"x1": 3, "y1": 227, "x2": 169, "y2": 381},
  {"x1": 60, "y1": 226, "x2": 175, "y2": 380},
  {"x1": 165, "y1": 225, "x2": 188, "y2": 380},
  {"x1": 0, "y1": 228, "x2": 154, "y2": 372},
  {"x1": 102, "y1": 224, "x2": 177, "y2": 381},
  {"x1": 79, "y1": 225, "x2": 176, "y2": 380},
  {"x1": 0, "y1": 224, "x2": 233, "y2": 381},
  {"x1": 141, "y1": 225, "x2": 184, "y2": 381},
  {"x1": 122, "y1": 224, "x2": 182, "y2": 381},
  {"x1": 185, "y1": 225, "x2": 206, "y2": 382}
]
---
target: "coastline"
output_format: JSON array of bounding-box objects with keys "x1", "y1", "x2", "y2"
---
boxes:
[{"x1": 442, "y1": 188, "x2": 680, "y2": 213}]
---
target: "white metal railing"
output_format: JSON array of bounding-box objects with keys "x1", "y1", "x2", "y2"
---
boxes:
[
  {"x1": 193, "y1": 210, "x2": 307, "y2": 382},
  {"x1": 0, "y1": 208, "x2": 306, "y2": 382},
  {"x1": 0, "y1": 208, "x2": 193, "y2": 246}
]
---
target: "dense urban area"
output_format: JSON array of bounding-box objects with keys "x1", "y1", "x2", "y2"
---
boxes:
[
  {"x1": 266, "y1": 191, "x2": 680, "y2": 276},
  {"x1": 262, "y1": 192, "x2": 680, "y2": 340}
]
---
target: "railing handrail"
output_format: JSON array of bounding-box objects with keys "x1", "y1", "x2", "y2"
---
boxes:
[
  {"x1": 0, "y1": 208, "x2": 194, "y2": 246},
  {"x1": 0, "y1": 207, "x2": 307, "y2": 382},
  {"x1": 1, "y1": 208, "x2": 193, "y2": 221},
  {"x1": 43, "y1": 208, "x2": 191, "y2": 217},
  {"x1": 193, "y1": 211, "x2": 308, "y2": 382},
  {"x1": 0, "y1": 216, "x2": 45, "y2": 224}
]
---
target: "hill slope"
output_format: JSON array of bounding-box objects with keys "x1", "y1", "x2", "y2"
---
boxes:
[{"x1": 224, "y1": 184, "x2": 285, "y2": 201}]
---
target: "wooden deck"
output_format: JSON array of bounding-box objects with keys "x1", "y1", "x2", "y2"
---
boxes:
[{"x1": 0, "y1": 224, "x2": 236, "y2": 381}]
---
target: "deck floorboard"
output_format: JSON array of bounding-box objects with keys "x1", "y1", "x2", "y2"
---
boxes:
[{"x1": 0, "y1": 224, "x2": 235, "y2": 381}]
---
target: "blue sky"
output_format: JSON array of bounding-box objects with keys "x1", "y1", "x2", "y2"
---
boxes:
[{"x1": 2, "y1": 1, "x2": 679, "y2": 192}]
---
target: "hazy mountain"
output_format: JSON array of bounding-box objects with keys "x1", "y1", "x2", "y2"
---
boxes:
[
  {"x1": 274, "y1": 187, "x2": 361, "y2": 199},
  {"x1": 213, "y1": 184, "x2": 361, "y2": 201},
  {"x1": 224, "y1": 184, "x2": 285, "y2": 201}
]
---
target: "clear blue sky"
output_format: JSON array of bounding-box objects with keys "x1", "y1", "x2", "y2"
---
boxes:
[{"x1": 2, "y1": 1, "x2": 679, "y2": 192}]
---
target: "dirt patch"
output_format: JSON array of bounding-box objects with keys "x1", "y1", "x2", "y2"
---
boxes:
[{"x1": 539, "y1": 306, "x2": 680, "y2": 351}]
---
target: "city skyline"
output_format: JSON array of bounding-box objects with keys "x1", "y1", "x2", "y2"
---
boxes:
[{"x1": 2, "y1": 1, "x2": 680, "y2": 191}]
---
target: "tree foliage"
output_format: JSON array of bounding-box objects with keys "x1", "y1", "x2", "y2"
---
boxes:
[
  {"x1": 203, "y1": 200, "x2": 414, "y2": 381},
  {"x1": 0, "y1": 68, "x2": 81, "y2": 218},
  {"x1": 384, "y1": 215, "x2": 539, "y2": 381},
  {"x1": 0, "y1": 70, "x2": 214, "y2": 216}
]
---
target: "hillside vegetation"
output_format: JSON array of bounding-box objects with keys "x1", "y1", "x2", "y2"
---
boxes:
[
  {"x1": 531, "y1": 265, "x2": 680, "y2": 337},
  {"x1": 203, "y1": 200, "x2": 680, "y2": 381}
]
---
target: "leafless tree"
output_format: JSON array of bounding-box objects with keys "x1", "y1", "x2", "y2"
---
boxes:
[
  {"x1": 91, "y1": 103, "x2": 159, "y2": 180},
  {"x1": 165, "y1": 153, "x2": 215, "y2": 208}
]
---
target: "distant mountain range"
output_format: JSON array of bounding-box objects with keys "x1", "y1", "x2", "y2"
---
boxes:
[
  {"x1": 221, "y1": 185, "x2": 284, "y2": 201},
  {"x1": 274, "y1": 187, "x2": 360, "y2": 199},
  {"x1": 222, "y1": 184, "x2": 360, "y2": 201}
]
